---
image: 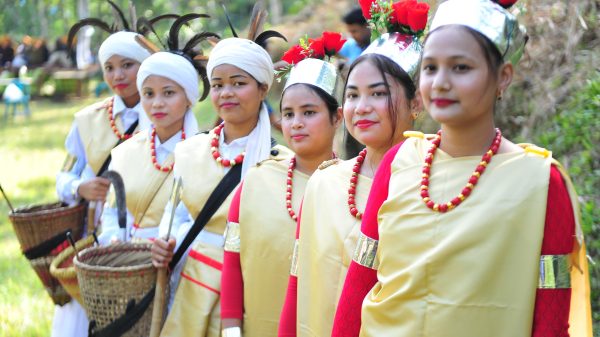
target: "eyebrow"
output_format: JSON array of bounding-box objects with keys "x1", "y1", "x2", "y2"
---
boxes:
[
  {"x1": 422, "y1": 55, "x2": 472, "y2": 61},
  {"x1": 346, "y1": 82, "x2": 388, "y2": 90},
  {"x1": 211, "y1": 74, "x2": 249, "y2": 81},
  {"x1": 282, "y1": 103, "x2": 319, "y2": 110}
]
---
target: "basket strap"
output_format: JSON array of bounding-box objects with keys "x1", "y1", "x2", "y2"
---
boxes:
[
  {"x1": 96, "y1": 119, "x2": 139, "y2": 177},
  {"x1": 23, "y1": 229, "x2": 70, "y2": 260},
  {"x1": 169, "y1": 163, "x2": 242, "y2": 270},
  {"x1": 88, "y1": 286, "x2": 155, "y2": 337}
]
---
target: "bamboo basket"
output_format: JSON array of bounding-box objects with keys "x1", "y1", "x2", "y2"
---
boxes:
[
  {"x1": 74, "y1": 243, "x2": 156, "y2": 336},
  {"x1": 8, "y1": 202, "x2": 85, "y2": 305},
  {"x1": 50, "y1": 235, "x2": 95, "y2": 304},
  {"x1": 9, "y1": 202, "x2": 85, "y2": 251}
]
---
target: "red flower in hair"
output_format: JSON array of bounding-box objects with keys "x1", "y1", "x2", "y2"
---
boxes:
[
  {"x1": 494, "y1": 0, "x2": 518, "y2": 8},
  {"x1": 308, "y1": 37, "x2": 325, "y2": 59},
  {"x1": 407, "y1": 2, "x2": 429, "y2": 32},
  {"x1": 282, "y1": 45, "x2": 306, "y2": 65},
  {"x1": 359, "y1": 0, "x2": 376, "y2": 20},
  {"x1": 390, "y1": 0, "x2": 415, "y2": 26},
  {"x1": 322, "y1": 32, "x2": 346, "y2": 57}
]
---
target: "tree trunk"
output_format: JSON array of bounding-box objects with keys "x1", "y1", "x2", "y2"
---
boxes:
[{"x1": 269, "y1": 0, "x2": 282, "y2": 25}]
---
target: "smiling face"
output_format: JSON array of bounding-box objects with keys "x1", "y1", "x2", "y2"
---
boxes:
[
  {"x1": 419, "y1": 26, "x2": 509, "y2": 128},
  {"x1": 280, "y1": 84, "x2": 340, "y2": 158},
  {"x1": 141, "y1": 75, "x2": 188, "y2": 140},
  {"x1": 343, "y1": 58, "x2": 413, "y2": 151},
  {"x1": 209, "y1": 64, "x2": 268, "y2": 129},
  {"x1": 103, "y1": 55, "x2": 141, "y2": 106}
]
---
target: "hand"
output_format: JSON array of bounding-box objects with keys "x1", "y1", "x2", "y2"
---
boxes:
[
  {"x1": 152, "y1": 237, "x2": 176, "y2": 268},
  {"x1": 77, "y1": 177, "x2": 111, "y2": 201}
]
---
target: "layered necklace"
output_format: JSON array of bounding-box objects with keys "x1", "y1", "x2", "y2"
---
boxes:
[
  {"x1": 210, "y1": 124, "x2": 245, "y2": 167},
  {"x1": 348, "y1": 148, "x2": 367, "y2": 220},
  {"x1": 420, "y1": 128, "x2": 502, "y2": 213},
  {"x1": 107, "y1": 97, "x2": 133, "y2": 140},
  {"x1": 150, "y1": 127, "x2": 186, "y2": 173}
]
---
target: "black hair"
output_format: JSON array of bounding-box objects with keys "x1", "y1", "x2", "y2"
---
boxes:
[
  {"x1": 280, "y1": 83, "x2": 340, "y2": 123},
  {"x1": 343, "y1": 53, "x2": 416, "y2": 142},
  {"x1": 342, "y1": 7, "x2": 368, "y2": 26}
]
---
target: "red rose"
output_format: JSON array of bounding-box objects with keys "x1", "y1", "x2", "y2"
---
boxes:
[
  {"x1": 309, "y1": 37, "x2": 325, "y2": 59},
  {"x1": 391, "y1": 0, "x2": 416, "y2": 26},
  {"x1": 358, "y1": 0, "x2": 375, "y2": 20},
  {"x1": 282, "y1": 45, "x2": 306, "y2": 65},
  {"x1": 407, "y1": 2, "x2": 429, "y2": 32},
  {"x1": 322, "y1": 32, "x2": 346, "y2": 56}
]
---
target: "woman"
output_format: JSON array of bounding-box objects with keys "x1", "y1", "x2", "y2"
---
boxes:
[
  {"x1": 332, "y1": 0, "x2": 593, "y2": 336},
  {"x1": 53, "y1": 29, "x2": 151, "y2": 337},
  {"x1": 220, "y1": 57, "x2": 342, "y2": 337},
  {"x1": 151, "y1": 37, "x2": 291, "y2": 337},
  {"x1": 98, "y1": 47, "x2": 204, "y2": 244}
]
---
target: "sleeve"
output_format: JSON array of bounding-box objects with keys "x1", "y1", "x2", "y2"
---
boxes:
[
  {"x1": 221, "y1": 184, "x2": 244, "y2": 320},
  {"x1": 331, "y1": 143, "x2": 402, "y2": 337},
  {"x1": 531, "y1": 165, "x2": 575, "y2": 337},
  {"x1": 277, "y1": 202, "x2": 303, "y2": 337},
  {"x1": 56, "y1": 123, "x2": 88, "y2": 205}
]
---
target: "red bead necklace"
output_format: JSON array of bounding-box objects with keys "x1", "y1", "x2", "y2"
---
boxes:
[
  {"x1": 421, "y1": 128, "x2": 502, "y2": 213},
  {"x1": 150, "y1": 127, "x2": 186, "y2": 173},
  {"x1": 210, "y1": 124, "x2": 245, "y2": 167},
  {"x1": 286, "y1": 157, "x2": 298, "y2": 221},
  {"x1": 348, "y1": 148, "x2": 367, "y2": 220},
  {"x1": 107, "y1": 97, "x2": 133, "y2": 140}
]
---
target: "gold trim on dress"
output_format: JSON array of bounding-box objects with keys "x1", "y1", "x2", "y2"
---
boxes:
[
  {"x1": 290, "y1": 239, "x2": 299, "y2": 277},
  {"x1": 353, "y1": 232, "x2": 379, "y2": 270},
  {"x1": 61, "y1": 154, "x2": 78, "y2": 172},
  {"x1": 223, "y1": 221, "x2": 240, "y2": 253},
  {"x1": 538, "y1": 254, "x2": 571, "y2": 289}
]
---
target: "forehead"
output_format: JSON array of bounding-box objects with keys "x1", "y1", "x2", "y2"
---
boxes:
[
  {"x1": 423, "y1": 26, "x2": 483, "y2": 59},
  {"x1": 104, "y1": 54, "x2": 136, "y2": 65},
  {"x1": 346, "y1": 59, "x2": 386, "y2": 86},
  {"x1": 281, "y1": 84, "x2": 322, "y2": 106},
  {"x1": 142, "y1": 74, "x2": 180, "y2": 88},
  {"x1": 210, "y1": 64, "x2": 252, "y2": 79}
]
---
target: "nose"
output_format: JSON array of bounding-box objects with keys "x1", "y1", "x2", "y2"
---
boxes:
[
  {"x1": 220, "y1": 84, "x2": 234, "y2": 98},
  {"x1": 291, "y1": 114, "x2": 304, "y2": 130},
  {"x1": 152, "y1": 95, "x2": 165, "y2": 108},
  {"x1": 114, "y1": 67, "x2": 126, "y2": 80},
  {"x1": 354, "y1": 96, "x2": 372, "y2": 115},
  {"x1": 432, "y1": 68, "x2": 450, "y2": 92}
]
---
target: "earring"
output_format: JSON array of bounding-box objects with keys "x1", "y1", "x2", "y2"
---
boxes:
[
  {"x1": 497, "y1": 90, "x2": 503, "y2": 101},
  {"x1": 411, "y1": 111, "x2": 420, "y2": 120}
]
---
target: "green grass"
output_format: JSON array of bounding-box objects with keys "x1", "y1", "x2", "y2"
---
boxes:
[{"x1": 0, "y1": 96, "x2": 218, "y2": 336}]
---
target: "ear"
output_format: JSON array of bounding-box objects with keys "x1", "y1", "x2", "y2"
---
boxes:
[
  {"x1": 411, "y1": 91, "x2": 423, "y2": 114},
  {"x1": 333, "y1": 106, "x2": 343, "y2": 127},
  {"x1": 258, "y1": 83, "x2": 269, "y2": 100},
  {"x1": 497, "y1": 62, "x2": 513, "y2": 94}
]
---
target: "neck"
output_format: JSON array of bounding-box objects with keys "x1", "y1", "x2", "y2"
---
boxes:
[
  {"x1": 222, "y1": 116, "x2": 259, "y2": 144},
  {"x1": 295, "y1": 149, "x2": 335, "y2": 176},
  {"x1": 155, "y1": 121, "x2": 184, "y2": 144},
  {"x1": 121, "y1": 93, "x2": 140, "y2": 108},
  {"x1": 439, "y1": 120, "x2": 496, "y2": 157},
  {"x1": 361, "y1": 146, "x2": 387, "y2": 179}
]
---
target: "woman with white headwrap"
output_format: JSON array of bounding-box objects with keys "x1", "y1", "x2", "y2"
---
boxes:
[
  {"x1": 52, "y1": 16, "x2": 151, "y2": 337},
  {"x1": 97, "y1": 50, "x2": 201, "y2": 245},
  {"x1": 151, "y1": 36, "x2": 292, "y2": 337}
]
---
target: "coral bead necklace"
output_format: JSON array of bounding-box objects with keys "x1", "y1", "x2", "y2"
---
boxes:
[
  {"x1": 150, "y1": 127, "x2": 186, "y2": 173},
  {"x1": 421, "y1": 128, "x2": 502, "y2": 213},
  {"x1": 107, "y1": 97, "x2": 134, "y2": 140},
  {"x1": 210, "y1": 124, "x2": 245, "y2": 167},
  {"x1": 348, "y1": 148, "x2": 367, "y2": 220}
]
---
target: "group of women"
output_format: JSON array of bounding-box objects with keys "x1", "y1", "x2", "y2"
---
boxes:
[{"x1": 54, "y1": 0, "x2": 592, "y2": 336}]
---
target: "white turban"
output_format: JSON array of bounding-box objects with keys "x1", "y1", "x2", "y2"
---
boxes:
[
  {"x1": 98, "y1": 31, "x2": 151, "y2": 65},
  {"x1": 206, "y1": 37, "x2": 274, "y2": 89},
  {"x1": 136, "y1": 52, "x2": 200, "y2": 106}
]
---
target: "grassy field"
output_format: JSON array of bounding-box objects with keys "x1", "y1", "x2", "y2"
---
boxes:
[{"x1": 0, "y1": 96, "x2": 217, "y2": 336}]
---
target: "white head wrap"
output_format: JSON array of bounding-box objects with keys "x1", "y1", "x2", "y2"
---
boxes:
[
  {"x1": 136, "y1": 52, "x2": 201, "y2": 106},
  {"x1": 206, "y1": 37, "x2": 274, "y2": 89},
  {"x1": 135, "y1": 52, "x2": 200, "y2": 137},
  {"x1": 98, "y1": 31, "x2": 151, "y2": 65},
  {"x1": 206, "y1": 37, "x2": 275, "y2": 177}
]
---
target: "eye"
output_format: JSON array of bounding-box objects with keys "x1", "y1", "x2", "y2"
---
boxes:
[
  {"x1": 453, "y1": 64, "x2": 471, "y2": 72},
  {"x1": 211, "y1": 83, "x2": 222, "y2": 89},
  {"x1": 421, "y1": 64, "x2": 436, "y2": 73},
  {"x1": 233, "y1": 81, "x2": 246, "y2": 87},
  {"x1": 104, "y1": 65, "x2": 113, "y2": 72},
  {"x1": 164, "y1": 90, "x2": 175, "y2": 97},
  {"x1": 304, "y1": 110, "x2": 316, "y2": 116},
  {"x1": 345, "y1": 92, "x2": 357, "y2": 100},
  {"x1": 122, "y1": 62, "x2": 132, "y2": 69},
  {"x1": 372, "y1": 90, "x2": 388, "y2": 97},
  {"x1": 142, "y1": 91, "x2": 153, "y2": 97},
  {"x1": 282, "y1": 111, "x2": 293, "y2": 119}
]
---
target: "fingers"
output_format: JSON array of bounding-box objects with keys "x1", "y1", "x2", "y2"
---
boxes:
[{"x1": 151, "y1": 238, "x2": 176, "y2": 268}]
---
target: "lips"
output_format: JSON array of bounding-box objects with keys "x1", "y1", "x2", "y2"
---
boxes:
[
  {"x1": 291, "y1": 134, "x2": 308, "y2": 141},
  {"x1": 355, "y1": 119, "x2": 377, "y2": 129},
  {"x1": 220, "y1": 102, "x2": 238, "y2": 109},
  {"x1": 113, "y1": 83, "x2": 128, "y2": 90},
  {"x1": 431, "y1": 98, "x2": 457, "y2": 108},
  {"x1": 152, "y1": 112, "x2": 167, "y2": 119}
]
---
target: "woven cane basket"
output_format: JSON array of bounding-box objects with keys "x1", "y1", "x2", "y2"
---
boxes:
[
  {"x1": 74, "y1": 243, "x2": 156, "y2": 336},
  {"x1": 50, "y1": 235, "x2": 95, "y2": 304},
  {"x1": 9, "y1": 202, "x2": 85, "y2": 305},
  {"x1": 9, "y1": 202, "x2": 85, "y2": 251}
]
